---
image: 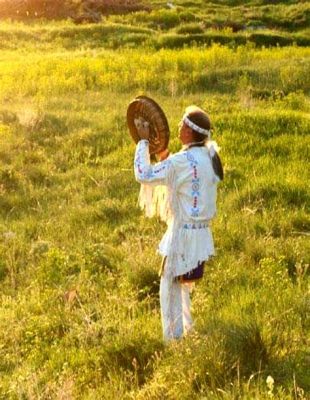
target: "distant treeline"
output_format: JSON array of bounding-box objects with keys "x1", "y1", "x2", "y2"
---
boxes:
[{"x1": 0, "y1": 0, "x2": 148, "y2": 21}]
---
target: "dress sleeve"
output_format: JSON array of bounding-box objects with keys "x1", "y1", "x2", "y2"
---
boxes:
[{"x1": 134, "y1": 140, "x2": 171, "y2": 186}]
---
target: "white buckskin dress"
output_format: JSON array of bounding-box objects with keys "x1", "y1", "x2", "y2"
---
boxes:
[{"x1": 134, "y1": 139, "x2": 220, "y2": 341}]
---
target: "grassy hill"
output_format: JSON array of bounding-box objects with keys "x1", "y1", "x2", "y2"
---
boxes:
[
  {"x1": 0, "y1": 3, "x2": 309, "y2": 399},
  {"x1": 0, "y1": 0, "x2": 310, "y2": 49}
]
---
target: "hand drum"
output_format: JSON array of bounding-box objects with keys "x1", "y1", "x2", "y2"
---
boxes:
[{"x1": 127, "y1": 95, "x2": 170, "y2": 155}]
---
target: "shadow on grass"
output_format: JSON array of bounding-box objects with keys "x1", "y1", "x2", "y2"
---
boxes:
[
  {"x1": 103, "y1": 336, "x2": 164, "y2": 386},
  {"x1": 237, "y1": 183, "x2": 308, "y2": 211}
]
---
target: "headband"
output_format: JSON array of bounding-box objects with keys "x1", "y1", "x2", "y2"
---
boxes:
[{"x1": 183, "y1": 115, "x2": 211, "y2": 138}]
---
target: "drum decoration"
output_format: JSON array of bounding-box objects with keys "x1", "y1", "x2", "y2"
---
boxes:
[{"x1": 127, "y1": 95, "x2": 170, "y2": 155}]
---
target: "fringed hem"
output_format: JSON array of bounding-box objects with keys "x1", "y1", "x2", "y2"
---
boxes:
[
  {"x1": 138, "y1": 160, "x2": 177, "y2": 222},
  {"x1": 138, "y1": 184, "x2": 171, "y2": 222},
  {"x1": 158, "y1": 226, "x2": 215, "y2": 278}
]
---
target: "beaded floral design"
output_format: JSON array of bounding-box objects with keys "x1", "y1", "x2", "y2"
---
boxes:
[
  {"x1": 186, "y1": 151, "x2": 200, "y2": 217},
  {"x1": 135, "y1": 141, "x2": 170, "y2": 181},
  {"x1": 183, "y1": 223, "x2": 208, "y2": 229}
]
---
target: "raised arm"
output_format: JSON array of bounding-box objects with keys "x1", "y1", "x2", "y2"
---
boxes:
[{"x1": 134, "y1": 140, "x2": 171, "y2": 185}]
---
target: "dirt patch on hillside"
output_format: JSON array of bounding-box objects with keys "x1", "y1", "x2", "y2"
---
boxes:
[{"x1": 0, "y1": 0, "x2": 149, "y2": 21}]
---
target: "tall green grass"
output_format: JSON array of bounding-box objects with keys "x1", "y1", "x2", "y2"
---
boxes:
[
  {"x1": 0, "y1": 17, "x2": 310, "y2": 51},
  {"x1": 0, "y1": 21, "x2": 309, "y2": 399},
  {"x1": 0, "y1": 45, "x2": 309, "y2": 98}
]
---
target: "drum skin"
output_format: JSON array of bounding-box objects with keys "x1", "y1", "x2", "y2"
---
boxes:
[{"x1": 127, "y1": 95, "x2": 170, "y2": 155}]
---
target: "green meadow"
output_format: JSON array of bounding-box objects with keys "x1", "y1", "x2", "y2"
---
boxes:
[{"x1": 0, "y1": 1, "x2": 309, "y2": 398}]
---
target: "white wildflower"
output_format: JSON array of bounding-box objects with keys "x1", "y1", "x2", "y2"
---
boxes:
[
  {"x1": 266, "y1": 375, "x2": 274, "y2": 396},
  {"x1": 167, "y1": 2, "x2": 175, "y2": 9}
]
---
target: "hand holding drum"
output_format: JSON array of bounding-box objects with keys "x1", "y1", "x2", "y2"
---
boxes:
[
  {"x1": 127, "y1": 96, "x2": 170, "y2": 160},
  {"x1": 134, "y1": 117, "x2": 150, "y2": 140}
]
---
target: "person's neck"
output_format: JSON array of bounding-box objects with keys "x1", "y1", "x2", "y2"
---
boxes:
[{"x1": 183, "y1": 140, "x2": 205, "y2": 149}]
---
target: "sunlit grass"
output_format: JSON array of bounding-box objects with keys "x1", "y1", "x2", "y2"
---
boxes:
[{"x1": 0, "y1": 17, "x2": 309, "y2": 399}]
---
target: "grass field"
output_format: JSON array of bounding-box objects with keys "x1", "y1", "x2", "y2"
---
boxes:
[{"x1": 0, "y1": 1, "x2": 309, "y2": 399}]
